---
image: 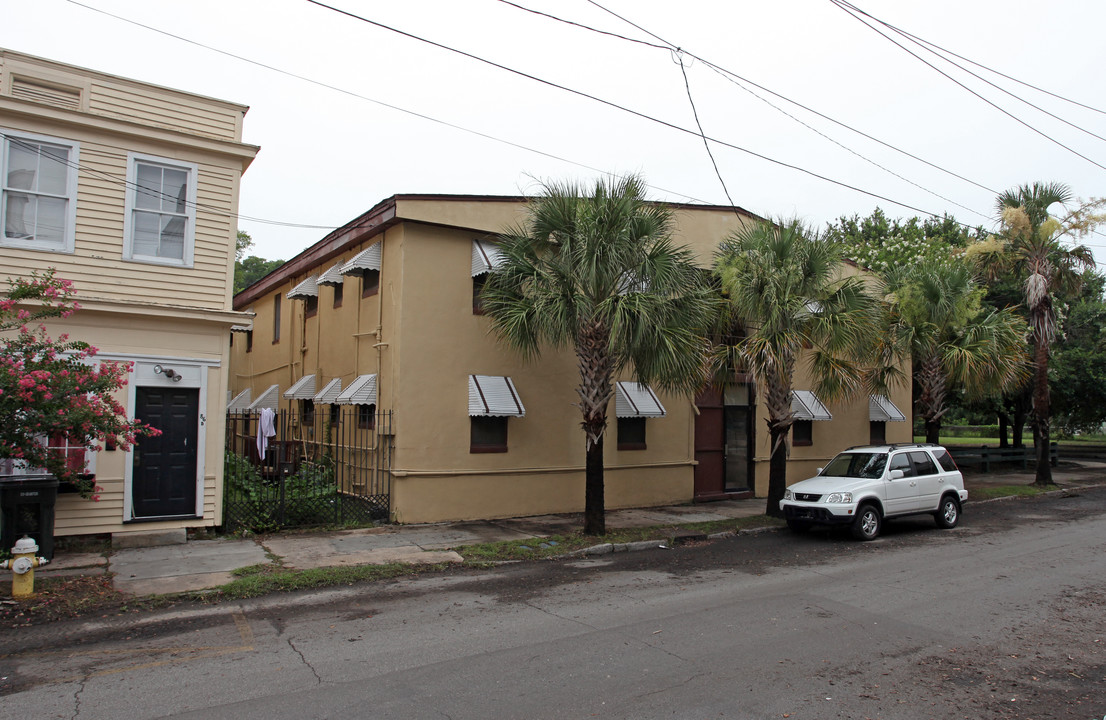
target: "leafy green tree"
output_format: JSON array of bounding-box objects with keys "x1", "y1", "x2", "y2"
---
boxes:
[
  {"x1": 824, "y1": 208, "x2": 978, "y2": 273},
  {"x1": 482, "y1": 176, "x2": 718, "y2": 535},
  {"x1": 968, "y1": 182, "x2": 1102, "y2": 485},
  {"x1": 883, "y1": 261, "x2": 1028, "y2": 443},
  {"x1": 1050, "y1": 271, "x2": 1106, "y2": 436},
  {"x1": 715, "y1": 219, "x2": 882, "y2": 518},
  {"x1": 236, "y1": 229, "x2": 253, "y2": 261},
  {"x1": 235, "y1": 256, "x2": 285, "y2": 294}
]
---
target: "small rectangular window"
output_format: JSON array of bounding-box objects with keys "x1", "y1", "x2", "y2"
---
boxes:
[
  {"x1": 333, "y1": 282, "x2": 344, "y2": 308},
  {"x1": 305, "y1": 295, "x2": 318, "y2": 318},
  {"x1": 362, "y1": 269, "x2": 380, "y2": 298},
  {"x1": 358, "y1": 404, "x2": 376, "y2": 429},
  {"x1": 301, "y1": 399, "x2": 315, "y2": 426},
  {"x1": 792, "y1": 420, "x2": 813, "y2": 447},
  {"x1": 470, "y1": 416, "x2": 508, "y2": 453},
  {"x1": 122, "y1": 153, "x2": 197, "y2": 266},
  {"x1": 869, "y1": 421, "x2": 886, "y2": 445},
  {"x1": 246, "y1": 330, "x2": 254, "y2": 353},
  {"x1": 273, "y1": 295, "x2": 281, "y2": 343},
  {"x1": 473, "y1": 273, "x2": 488, "y2": 315},
  {"x1": 617, "y1": 417, "x2": 647, "y2": 450},
  {"x1": 2, "y1": 130, "x2": 79, "y2": 253},
  {"x1": 329, "y1": 404, "x2": 340, "y2": 428}
]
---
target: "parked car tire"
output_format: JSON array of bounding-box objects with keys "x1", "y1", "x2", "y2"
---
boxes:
[
  {"x1": 786, "y1": 518, "x2": 812, "y2": 533},
  {"x1": 851, "y1": 504, "x2": 882, "y2": 541},
  {"x1": 934, "y1": 495, "x2": 960, "y2": 529}
]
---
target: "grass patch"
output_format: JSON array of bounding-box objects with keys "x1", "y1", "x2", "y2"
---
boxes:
[
  {"x1": 971, "y1": 484, "x2": 1062, "y2": 500},
  {"x1": 456, "y1": 514, "x2": 782, "y2": 562},
  {"x1": 207, "y1": 562, "x2": 449, "y2": 601}
]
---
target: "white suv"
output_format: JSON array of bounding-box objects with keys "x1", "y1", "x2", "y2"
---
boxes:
[{"x1": 779, "y1": 444, "x2": 968, "y2": 540}]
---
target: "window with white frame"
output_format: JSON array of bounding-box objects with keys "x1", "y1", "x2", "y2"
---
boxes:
[
  {"x1": 123, "y1": 153, "x2": 197, "y2": 266},
  {"x1": 1, "y1": 130, "x2": 79, "y2": 253}
]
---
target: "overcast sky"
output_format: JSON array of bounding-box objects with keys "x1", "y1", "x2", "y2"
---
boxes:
[{"x1": 4, "y1": 0, "x2": 1105, "y2": 262}]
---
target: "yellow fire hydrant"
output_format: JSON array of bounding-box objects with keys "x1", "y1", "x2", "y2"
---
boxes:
[{"x1": 0, "y1": 536, "x2": 49, "y2": 599}]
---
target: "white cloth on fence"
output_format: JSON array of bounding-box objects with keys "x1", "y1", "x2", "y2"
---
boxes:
[{"x1": 257, "y1": 407, "x2": 276, "y2": 461}]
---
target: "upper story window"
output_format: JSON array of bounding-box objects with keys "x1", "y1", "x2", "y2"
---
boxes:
[
  {"x1": 1, "y1": 130, "x2": 79, "y2": 253},
  {"x1": 122, "y1": 153, "x2": 198, "y2": 267}
]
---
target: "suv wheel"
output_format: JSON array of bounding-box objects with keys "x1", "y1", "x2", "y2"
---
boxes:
[
  {"x1": 851, "y1": 504, "x2": 881, "y2": 541},
  {"x1": 934, "y1": 495, "x2": 960, "y2": 529}
]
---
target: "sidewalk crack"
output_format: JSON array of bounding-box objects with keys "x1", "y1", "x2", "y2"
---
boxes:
[
  {"x1": 287, "y1": 637, "x2": 322, "y2": 685},
  {"x1": 71, "y1": 675, "x2": 88, "y2": 719}
]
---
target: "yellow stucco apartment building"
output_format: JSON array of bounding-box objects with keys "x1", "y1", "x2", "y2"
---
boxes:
[
  {"x1": 230, "y1": 195, "x2": 912, "y2": 525},
  {"x1": 0, "y1": 50, "x2": 257, "y2": 541}
]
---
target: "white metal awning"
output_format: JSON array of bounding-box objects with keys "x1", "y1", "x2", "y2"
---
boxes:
[
  {"x1": 247, "y1": 384, "x2": 280, "y2": 411},
  {"x1": 869, "y1": 394, "x2": 907, "y2": 422},
  {"x1": 791, "y1": 390, "x2": 832, "y2": 421},
  {"x1": 227, "y1": 388, "x2": 251, "y2": 411},
  {"x1": 287, "y1": 275, "x2": 318, "y2": 299},
  {"x1": 340, "y1": 242, "x2": 382, "y2": 276},
  {"x1": 468, "y1": 375, "x2": 525, "y2": 417},
  {"x1": 283, "y1": 375, "x2": 316, "y2": 399},
  {"x1": 313, "y1": 378, "x2": 342, "y2": 404},
  {"x1": 336, "y1": 374, "x2": 377, "y2": 405},
  {"x1": 317, "y1": 263, "x2": 345, "y2": 286},
  {"x1": 471, "y1": 239, "x2": 504, "y2": 277},
  {"x1": 230, "y1": 324, "x2": 252, "y2": 333},
  {"x1": 615, "y1": 382, "x2": 666, "y2": 418}
]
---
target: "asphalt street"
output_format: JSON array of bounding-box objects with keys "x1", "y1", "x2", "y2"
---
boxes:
[{"x1": 2, "y1": 487, "x2": 1105, "y2": 719}]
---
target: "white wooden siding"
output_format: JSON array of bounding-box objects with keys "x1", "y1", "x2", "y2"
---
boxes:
[{"x1": 88, "y1": 81, "x2": 240, "y2": 141}]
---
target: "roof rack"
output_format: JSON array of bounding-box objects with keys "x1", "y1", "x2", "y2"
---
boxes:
[{"x1": 843, "y1": 442, "x2": 940, "y2": 451}]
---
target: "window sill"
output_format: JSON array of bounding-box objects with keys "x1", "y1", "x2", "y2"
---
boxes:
[
  {"x1": 617, "y1": 443, "x2": 647, "y2": 451},
  {"x1": 470, "y1": 445, "x2": 508, "y2": 454}
]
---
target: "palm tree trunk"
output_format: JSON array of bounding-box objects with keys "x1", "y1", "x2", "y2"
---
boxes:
[
  {"x1": 997, "y1": 411, "x2": 1009, "y2": 448},
  {"x1": 1031, "y1": 337, "x2": 1053, "y2": 487},
  {"x1": 577, "y1": 320, "x2": 613, "y2": 535},
  {"x1": 916, "y1": 355, "x2": 946, "y2": 445},
  {"x1": 765, "y1": 425, "x2": 788, "y2": 519}
]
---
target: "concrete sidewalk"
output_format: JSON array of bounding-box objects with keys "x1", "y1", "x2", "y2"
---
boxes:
[{"x1": 35, "y1": 462, "x2": 1106, "y2": 598}]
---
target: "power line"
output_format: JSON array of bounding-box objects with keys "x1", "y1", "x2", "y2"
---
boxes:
[
  {"x1": 834, "y1": 0, "x2": 1106, "y2": 145},
  {"x1": 305, "y1": 0, "x2": 963, "y2": 222},
  {"x1": 571, "y1": 0, "x2": 1001, "y2": 202},
  {"x1": 828, "y1": 0, "x2": 1106, "y2": 172},
  {"x1": 60, "y1": 0, "x2": 714, "y2": 209},
  {"x1": 674, "y1": 51, "x2": 739, "y2": 217}
]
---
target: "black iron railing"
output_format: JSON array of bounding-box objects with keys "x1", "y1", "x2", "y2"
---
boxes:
[{"x1": 223, "y1": 409, "x2": 393, "y2": 532}]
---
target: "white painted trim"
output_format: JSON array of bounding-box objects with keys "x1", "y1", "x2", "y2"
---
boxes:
[
  {"x1": 122, "y1": 357, "x2": 209, "y2": 522},
  {"x1": 121, "y1": 151, "x2": 198, "y2": 268},
  {"x1": 0, "y1": 127, "x2": 79, "y2": 254}
]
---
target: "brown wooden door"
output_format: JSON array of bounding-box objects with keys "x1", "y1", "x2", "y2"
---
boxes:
[{"x1": 694, "y1": 388, "x2": 725, "y2": 499}]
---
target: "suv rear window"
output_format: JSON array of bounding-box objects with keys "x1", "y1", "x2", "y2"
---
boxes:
[
  {"x1": 931, "y1": 447, "x2": 958, "y2": 472},
  {"x1": 822, "y1": 452, "x2": 887, "y2": 479}
]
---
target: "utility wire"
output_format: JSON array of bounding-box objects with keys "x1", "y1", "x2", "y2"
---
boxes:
[
  {"x1": 674, "y1": 51, "x2": 739, "y2": 216},
  {"x1": 832, "y1": 0, "x2": 1106, "y2": 116},
  {"x1": 61, "y1": 0, "x2": 712, "y2": 210},
  {"x1": 834, "y1": 0, "x2": 1106, "y2": 145},
  {"x1": 305, "y1": 0, "x2": 957, "y2": 221},
  {"x1": 828, "y1": 0, "x2": 1106, "y2": 172},
  {"x1": 575, "y1": 0, "x2": 1001, "y2": 198}
]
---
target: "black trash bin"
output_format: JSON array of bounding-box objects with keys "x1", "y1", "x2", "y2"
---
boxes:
[{"x1": 0, "y1": 475, "x2": 59, "y2": 560}]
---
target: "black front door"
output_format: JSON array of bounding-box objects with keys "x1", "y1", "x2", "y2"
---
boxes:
[{"x1": 132, "y1": 386, "x2": 199, "y2": 518}]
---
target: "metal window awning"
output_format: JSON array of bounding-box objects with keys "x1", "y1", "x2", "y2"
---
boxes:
[
  {"x1": 336, "y1": 374, "x2": 377, "y2": 405},
  {"x1": 340, "y1": 242, "x2": 382, "y2": 276},
  {"x1": 791, "y1": 390, "x2": 832, "y2": 421},
  {"x1": 468, "y1": 375, "x2": 525, "y2": 417},
  {"x1": 230, "y1": 324, "x2": 252, "y2": 333},
  {"x1": 317, "y1": 263, "x2": 345, "y2": 286},
  {"x1": 615, "y1": 381, "x2": 666, "y2": 418},
  {"x1": 471, "y1": 239, "x2": 504, "y2": 277},
  {"x1": 247, "y1": 384, "x2": 280, "y2": 411},
  {"x1": 313, "y1": 378, "x2": 343, "y2": 404},
  {"x1": 284, "y1": 375, "x2": 316, "y2": 399},
  {"x1": 227, "y1": 388, "x2": 251, "y2": 411},
  {"x1": 287, "y1": 275, "x2": 318, "y2": 299},
  {"x1": 869, "y1": 394, "x2": 907, "y2": 422}
]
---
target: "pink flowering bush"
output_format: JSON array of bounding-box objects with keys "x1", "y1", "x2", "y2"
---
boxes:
[{"x1": 1, "y1": 270, "x2": 159, "y2": 499}]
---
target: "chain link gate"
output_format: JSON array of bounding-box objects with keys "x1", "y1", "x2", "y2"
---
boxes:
[{"x1": 223, "y1": 408, "x2": 392, "y2": 532}]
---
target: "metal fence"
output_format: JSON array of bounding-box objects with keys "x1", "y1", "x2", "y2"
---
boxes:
[{"x1": 223, "y1": 408, "x2": 393, "y2": 532}]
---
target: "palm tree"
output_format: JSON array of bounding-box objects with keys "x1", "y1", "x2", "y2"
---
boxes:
[
  {"x1": 481, "y1": 175, "x2": 718, "y2": 535},
  {"x1": 991, "y1": 182, "x2": 1095, "y2": 486},
  {"x1": 714, "y1": 219, "x2": 882, "y2": 518},
  {"x1": 883, "y1": 261, "x2": 1028, "y2": 443}
]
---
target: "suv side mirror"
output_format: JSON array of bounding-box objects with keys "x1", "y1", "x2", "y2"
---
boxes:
[
  {"x1": 815, "y1": 467, "x2": 823, "y2": 475},
  {"x1": 889, "y1": 469, "x2": 905, "y2": 480}
]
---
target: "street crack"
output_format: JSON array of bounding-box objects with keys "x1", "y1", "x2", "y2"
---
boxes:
[{"x1": 287, "y1": 637, "x2": 322, "y2": 686}]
